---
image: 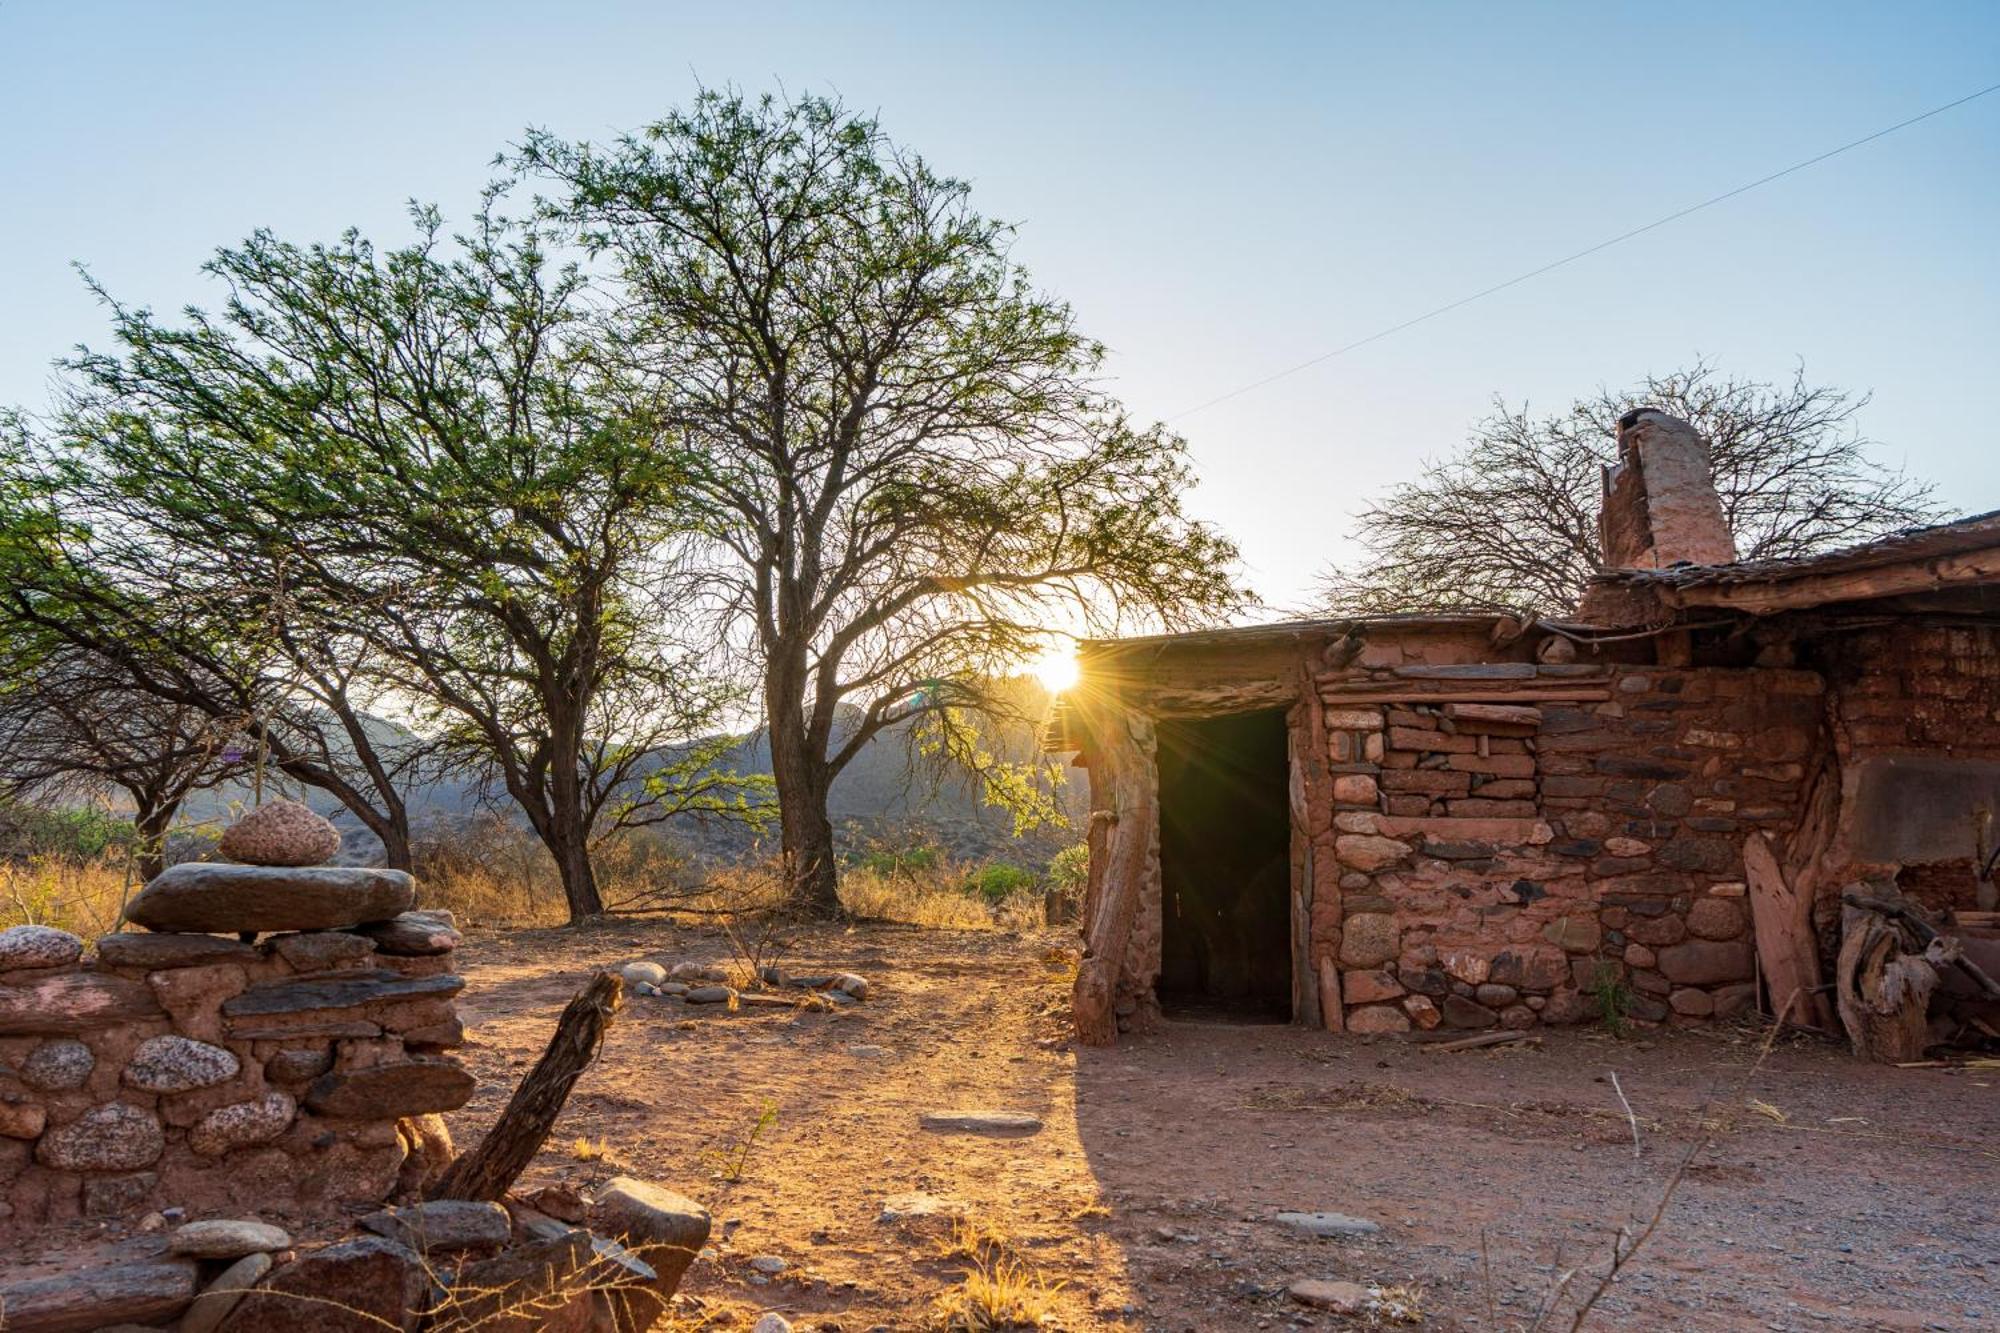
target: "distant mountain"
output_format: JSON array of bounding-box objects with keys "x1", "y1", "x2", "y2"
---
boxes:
[{"x1": 178, "y1": 680, "x2": 1087, "y2": 869}]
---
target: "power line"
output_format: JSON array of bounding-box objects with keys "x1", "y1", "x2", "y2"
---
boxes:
[{"x1": 1170, "y1": 78, "x2": 2000, "y2": 422}]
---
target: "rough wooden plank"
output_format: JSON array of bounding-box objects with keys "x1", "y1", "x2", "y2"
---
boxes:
[
  {"x1": 1317, "y1": 956, "x2": 1343, "y2": 1033},
  {"x1": 1318, "y1": 686, "x2": 1611, "y2": 705},
  {"x1": 1390, "y1": 663, "x2": 1537, "y2": 680},
  {"x1": 1742, "y1": 832, "x2": 1829, "y2": 1028},
  {"x1": 1442, "y1": 703, "x2": 1543, "y2": 728},
  {"x1": 0, "y1": 1260, "x2": 198, "y2": 1332},
  {"x1": 1072, "y1": 711, "x2": 1158, "y2": 1046},
  {"x1": 1664, "y1": 547, "x2": 2000, "y2": 616}
]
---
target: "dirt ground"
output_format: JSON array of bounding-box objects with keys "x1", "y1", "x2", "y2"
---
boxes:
[{"x1": 451, "y1": 919, "x2": 1998, "y2": 1333}]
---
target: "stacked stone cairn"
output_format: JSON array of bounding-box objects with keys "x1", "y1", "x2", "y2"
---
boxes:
[
  {"x1": 1, "y1": 798, "x2": 714, "y2": 1331},
  {"x1": 0, "y1": 798, "x2": 467, "y2": 1237}
]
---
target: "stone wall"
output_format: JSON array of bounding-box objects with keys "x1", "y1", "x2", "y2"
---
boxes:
[
  {"x1": 0, "y1": 907, "x2": 466, "y2": 1236},
  {"x1": 1318, "y1": 666, "x2": 1823, "y2": 1032},
  {"x1": 1811, "y1": 622, "x2": 2000, "y2": 918}
]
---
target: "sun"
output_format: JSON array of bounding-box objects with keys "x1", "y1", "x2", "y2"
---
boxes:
[{"x1": 1029, "y1": 647, "x2": 1081, "y2": 694}]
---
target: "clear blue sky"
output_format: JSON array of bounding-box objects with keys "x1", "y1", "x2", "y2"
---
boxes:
[{"x1": 3, "y1": 2, "x2": 1995, "y2": 610}]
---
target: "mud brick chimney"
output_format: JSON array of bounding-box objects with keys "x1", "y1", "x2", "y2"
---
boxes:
[{"x1": 1596, "y1": 408, "x2": 1737, "y2": 570}]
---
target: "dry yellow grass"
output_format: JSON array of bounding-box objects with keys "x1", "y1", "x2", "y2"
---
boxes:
[
  {"x1": 1, "y1": 807, "x2": 1054, "y2": 939},
  {"x1": 0, "y1": 856, "x2": 136, "y2": 936},
  {"x1": 932, "y1": 1252, "x2": 1064, "y2": 1331}
]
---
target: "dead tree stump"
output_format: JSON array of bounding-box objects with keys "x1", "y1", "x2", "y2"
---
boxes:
[
  {"x1": 428, "y1": 970, "x2": 623, "y2": 1201},
  {"x1": 1835, "y1": 897, "x2": 1937, "y2": 1063}
]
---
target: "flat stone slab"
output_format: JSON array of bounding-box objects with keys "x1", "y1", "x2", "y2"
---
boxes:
[
  {"x1": 222, "y1": 969, "x2": 463, "y2": 1026},
  {"x1": 0, "y1": 970, "x2": 164, "y2": 1035},
  {"x1": 221, "y1": 1235, "x2": 425, "y2": 1332},
  {"x1": 96, "y1": 932, "x2": 260, "y2": 969},
  {"x1": 178, "y1": 1252, "x2": 272, "y2": 1333},
  {"x1": 361, "y1": 1199, "x2": 511, "y2": 1252},
  {"x1": 0, "y1": 1259, "x2": 198, "y2": 1333},
  {"x1": 169, "y1": 1218, "x2": 294, "y2": 1259},
  {"x1": 1275, "y1": 1211, "x2": 1383, "y2": 1238},
  {"x1": 879, "y1": 1191, "x2": 967, "y2": 1223},
  {"x1": 124, "y1": 863, "x2": 414, "y2": 934},
  {"x1": 1289, "y1": 1278, "x2": 1372, "y2": 1312},
  {"x1": 918, "y1": 1110, "x2": 1043, "y2": 1136},
  {"x1": 304, "y1": 1058, "x2": 477, "y2": 1119}
]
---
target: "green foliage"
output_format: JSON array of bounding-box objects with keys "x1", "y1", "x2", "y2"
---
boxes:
[
  {"x1": 1587, "y1": 963, "x2": 1634, "y2": 1039},
  {"x1": 516, "y1": 87, "x2": 1248, "y2": 911},
  {"x1": 1045, "y1": 843, "x2": 1089, "y2": 900},
  {"x1": 0, "y1": 800, "x2": 135, "y2": 864},
  {"x1": 27, "y1": 196, "x2": 762, "y2": 919},
  {"x1": 963, "y1": 861, "x2": 1035, "y2": 904},
  {"x1": 855, "y1": 844, "x2": 941, "y2": 877}
]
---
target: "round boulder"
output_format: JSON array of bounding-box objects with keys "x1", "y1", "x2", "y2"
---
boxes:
[
  {"x1": 188, "y1": 1092, "x2": 297, "y2": 1156},
  {"x1": 21, "y1": 1038, "x2": 94, "y2": 1091},
  {"x1": 216, "y1": 798, "x2": 342, "y2": 867},
  {"x1": 0, "y1": 924, "x2": 83, "y2": 971},
  {"x1": 1686, "y1": 896, "x2": 1747, "y2": 941},
  {"x1": 123, "y1": 1035, "x2": 240, "y2": 1092},
  {"x1": 35, "y1": 1101, "x2": 165, "y2": 1171}
]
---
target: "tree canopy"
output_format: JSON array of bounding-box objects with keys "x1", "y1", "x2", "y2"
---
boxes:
[
  {"x1": 517, "y1": 90, "x2": 1247, "y2": 913},
  {"x1": 8, "y1": 202, "x2": 764, "y2": 919},
  {"x1": 1317, "y1": 363, "x2": 1942, "y2": 617}
]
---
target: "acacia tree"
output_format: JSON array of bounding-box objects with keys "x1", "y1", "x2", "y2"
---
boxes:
[
  {"x1": 0, "y1": 630, "x2": 242, "y2": 880},
  {"x1": 1318, "y1": 363, "x2": 1942, "y2": 615},
  {"x1": 1, "y1": 410, "x2": 446, "y2": 872},
  {"x1": 518, "y1": 91, "x2": 1243, "y2": 915},
  {"x1": 47, "y1": 204, "x2": 758, "y2": 920}
]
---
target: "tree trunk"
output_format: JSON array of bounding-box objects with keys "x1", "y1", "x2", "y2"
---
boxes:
[
  {"x1": 132, "y1": 799, "x2": 174, "y2": 883},
  {"x1": 767, "y1": 691, "x2": 840, "y2": 917},
  {"x1": 773, "y1": 746, "x2": 840, "y2": 917},
  {"x1": 546, "y1": 816, "x2": 605, "y2": 922},
  {"x1": 377, "y1": 816, "x2": 413, "y2": 874}
]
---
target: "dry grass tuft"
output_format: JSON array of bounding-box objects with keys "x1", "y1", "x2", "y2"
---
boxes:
[
  {"x1": 1370, "y1": 1282, "x2": 1427, "y2": 1325},
  {"x1": 570, "y1": 1136, "x2": 616, "y2": 1163},
  {"x1": 838, "y1": 862, "x2": 1000, "y2": 929},
  {"x1": 932, "y1": 1252, "x2": 1064, "y2": 1331}
]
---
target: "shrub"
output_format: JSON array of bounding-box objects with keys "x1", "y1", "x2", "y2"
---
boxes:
[
  {"x1": 963, "y1": 861, "x2": 1035, "y2": 904},
  {"x1": 854, "y1": 843, "x2": 941, "y2": 876},
  {"x1": 0, "y1": 800, "x2": 136, "y2": 865}
]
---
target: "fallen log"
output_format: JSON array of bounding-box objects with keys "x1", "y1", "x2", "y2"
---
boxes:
[
  {"x1": 1415, "y1": 1031, "x2": 1541, "y2": 1054},
  {"x1": 428, "y1": 970, "x2": 622, "y2": 1201}
]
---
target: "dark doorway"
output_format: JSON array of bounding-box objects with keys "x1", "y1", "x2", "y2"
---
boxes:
[{"x1": 1155, "y1": 708, "x2": 1293, "y2": 1021}]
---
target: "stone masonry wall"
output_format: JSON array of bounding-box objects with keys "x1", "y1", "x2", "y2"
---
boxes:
[
  {"x1": 0, "y1": 914, "x2": 466, "y2": 1237},
  {"x1": 1318, "y1": 666, "x2": 1823, "y2": 1033},
  {"x1": 1815, "y1": 621, "x2": 2000, "y2": 918}
]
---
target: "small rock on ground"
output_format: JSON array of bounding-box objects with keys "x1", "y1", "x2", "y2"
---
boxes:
[
  {"x1": 1289, "y1": 1278, "x2": 1372, "y2": 1313},
  {"x1": 919, "y1": 1110, "x2": 1043, "y2": 1135},
  {"x1": 1275, "y1": 1210, "x2": 1382, "y2": 1238},
  {"x1": 879, "y1": 1192, "x2": 966, "y2": 1223},
  {"x1": 752, "y1": 1316, "x2": 792, "y2": 1333}
]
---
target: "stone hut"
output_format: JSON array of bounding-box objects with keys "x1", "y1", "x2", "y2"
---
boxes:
[{"x1": 1058, "y1": 410, "x2": 2000, "y2": 1045}]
